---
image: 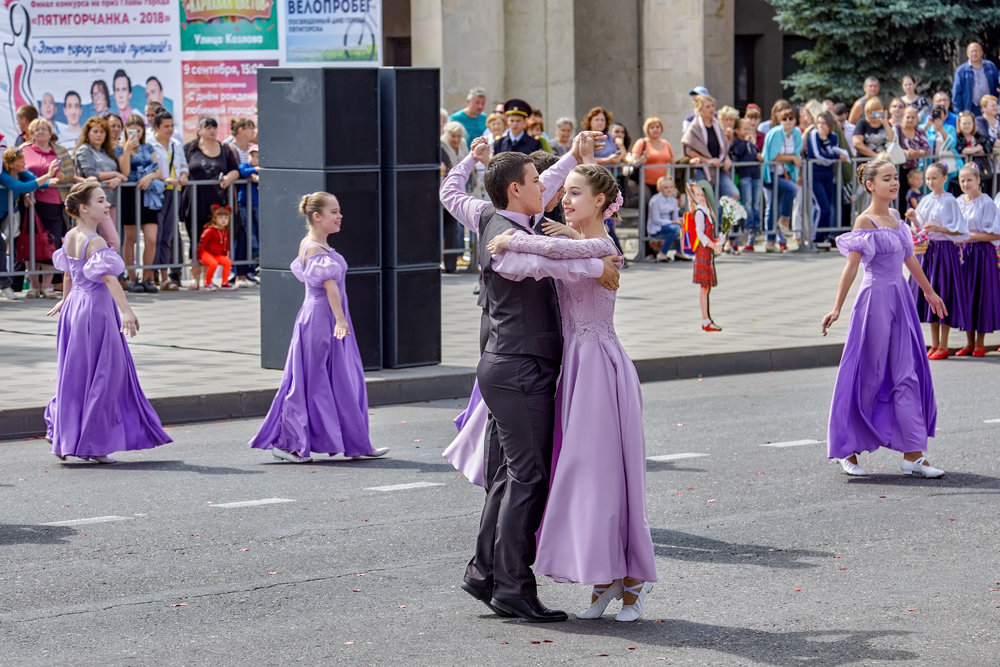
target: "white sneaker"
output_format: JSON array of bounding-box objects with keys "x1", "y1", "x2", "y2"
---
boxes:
[
  {"x1": 837, "y1": 458, "x2": 867, "y2": 476},
  {"x1": 615, "y1": 581, "x2": 653, "y2": 622},
  {"x1": 271, "y1": 448, "x2": 312, "y2": 463},
  {"x1": 0, "y1": 287, "x2": 15, "y2": 300},
  {"x1": 900, "y1": 456, "x2": 944, "y2": 478},
  {"x1": 576, "y1": 580, "x2": 624, "y2": 620},
  {"x1": 88, "y1": 455, "x2": 117, "y2": 464}
]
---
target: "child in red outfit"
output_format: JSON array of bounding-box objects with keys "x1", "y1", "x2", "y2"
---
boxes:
[
  {"x1": 198, "y1": 205, "x2": 233, "y2": 291},
  {"x1": 687, "y1": 181, "x2": 723, "y2": 331}
]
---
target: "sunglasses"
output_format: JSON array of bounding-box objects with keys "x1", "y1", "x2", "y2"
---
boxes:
[{"x1": 780, "y1": 115, "x2": 794, "y2": 121}]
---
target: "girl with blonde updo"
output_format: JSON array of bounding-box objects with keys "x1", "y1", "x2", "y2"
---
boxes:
[
  {"x1": 822, "y1": 157, "x2": 947, "y2": 479},
  {"x1": 249, "y1": 192, "x2": 389, "y2": 463},
  {"x1": 488, "y1": 161, "x2": 657, "y2": 622}
]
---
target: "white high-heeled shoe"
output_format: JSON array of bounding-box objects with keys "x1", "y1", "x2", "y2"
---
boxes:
[
  {"x1": 272, "y1": 448, "x2": 312, "y2": 463},
  {"x1": 900, "y1": 456, "x2": 944, "y2": 478},
  {"x1": 576, "y1": 580, "x2": 624, "y2": 620},
  {"x1": 837, "y1": 458, "x2": 867, "y2": 476},
  {"x1": 615, "y1": 581, "x2": 653, "y2": 622}
]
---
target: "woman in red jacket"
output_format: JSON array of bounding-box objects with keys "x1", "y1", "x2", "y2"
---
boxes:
[{"x1": 197, "y1": 204, "x2": 233, "y2": 290}]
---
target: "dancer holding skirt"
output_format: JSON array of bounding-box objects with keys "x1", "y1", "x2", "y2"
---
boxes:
[{"x1": 823, "y1": 158, "x2": 946, "y2": 478}]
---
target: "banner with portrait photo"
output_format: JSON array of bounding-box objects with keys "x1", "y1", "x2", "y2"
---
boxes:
[
  {"x1": 0, "y1": 0, "x2": 181, "y2": 150},
  {"x1": 284, "y1": 0, "x2": 381, "y2": 65}
]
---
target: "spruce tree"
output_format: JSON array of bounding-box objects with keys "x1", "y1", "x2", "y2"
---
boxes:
[{"x1": 767, "y1": 0, "x2": 1000, "y2": 101}]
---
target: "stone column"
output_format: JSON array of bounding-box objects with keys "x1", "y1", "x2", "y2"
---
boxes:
[
  {"x1": 411, "y1": 0, "x2": 443, "y2": 69},
  {"x1": 703, "y1": 0, "x2": 735, "y2": 109},
  {"x1": 441, "y1": 1, "x2": 506, "y2": 113}
]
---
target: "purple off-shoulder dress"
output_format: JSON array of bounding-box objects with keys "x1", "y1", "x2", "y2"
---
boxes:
[
  {"x1": 499, "y1": 233, "x2": 657, "y2": 586},
  {"x1": 828, "y1": 215, "x2": 936, "y2": 459},
  {"x1": 45, "y1": 236, "x2": 171, "y2": 458},
  {"x1": 249, "y1": 246, "x2": 375, "y2": 457}
]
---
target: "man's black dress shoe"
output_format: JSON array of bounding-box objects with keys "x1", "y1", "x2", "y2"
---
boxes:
[
  {"x1": 461, "y1": 581, "x2": 512, "y2": 617},
  {"x1": 490, "y1": 596, "x2": 568, "y2": 622}
]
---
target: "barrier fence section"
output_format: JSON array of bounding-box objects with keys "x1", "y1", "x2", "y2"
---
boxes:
[{"x1": 1, "y1": 179, "x2": 257, "y2": 283}]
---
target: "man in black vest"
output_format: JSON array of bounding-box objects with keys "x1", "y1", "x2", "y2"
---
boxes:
[
  {"x1": 493, "y1": 98, "x2": 543, "y2": 155},
  {"x1": 448, "y1": 135, "x2": 619, "y2": 622}
]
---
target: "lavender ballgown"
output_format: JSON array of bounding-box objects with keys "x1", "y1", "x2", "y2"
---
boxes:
[
  {"x1": 249, "y1": 244, "x2": 375, "y2": 457},
  {"x1": 45, "y1": 234, "x2": 171, "y2": 458},
  {"x1": 443, "y1": 381, "x2": 487, "y2": 486},
  {"x1": 492, "y1": 233, "x2": 658, "y2": 586},
  {"x1": 828, "y1": 213, "x2": 936, "y2": 459}
]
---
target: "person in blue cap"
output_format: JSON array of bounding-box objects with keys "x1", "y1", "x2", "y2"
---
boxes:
[{"x1": 493, "y1": 99, "x2": 543, "y2": 155}]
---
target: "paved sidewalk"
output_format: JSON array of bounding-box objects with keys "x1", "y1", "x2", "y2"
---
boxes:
[{"x1": 3, "y1": 252, "x2": 988, "y2": 439}]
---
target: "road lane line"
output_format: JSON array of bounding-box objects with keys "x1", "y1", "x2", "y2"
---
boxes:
[
  {"x1": 984, "y1": 419, "x2": 1000, "y2": 423},
  {"x1": 760, "y1": 439, "x2": 823, "y2": 448},
  {"x1": 211, "y1": 498, "x2": 296, "y2": 508},
  {"x1": 647, "y1": 453, "x2": 709, "y2": 462},
  {"x1": 366, "y1": 482, "x2": 445, "y2": 492},
  {"x1": 41, "y1": 516, "x2": 130, "y2": 527}
]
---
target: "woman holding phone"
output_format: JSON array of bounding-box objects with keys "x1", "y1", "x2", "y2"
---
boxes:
[{"x1": 118, "y1": 114, "x2": 162, "y2": 293}]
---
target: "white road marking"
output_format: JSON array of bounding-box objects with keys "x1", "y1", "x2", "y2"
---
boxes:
[
  {"x1": 984, "y1": 419, "x2": 1000, "y2": 424},
  {"x1": 366, "y1": 482, "x2": 445, "y2": 492},
  {"x1": 41, "y1": 515, "x2": 130, "y2": 527},
  {"x1": 647, "y1": 453, "x2": 709, "y2": 462},
  {"x1": 210, "y1": 498, "x2": 296, "y2": 508},
  {"x1": 760, "y1": 439, "x2": 824, "y2": 448}
]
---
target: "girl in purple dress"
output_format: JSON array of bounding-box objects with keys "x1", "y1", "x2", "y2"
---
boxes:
[
  {"x1": 822, "y1": 158, "x2": 946, "y2": 478},
  {"x1": 954, "y1": 164, "x2": 1000, "y2": 357},
  {"x1": 249, "y1": 192, "x2": 388, "y2": 463},
  {"x1": 904, "y1": 162, "x2": 969, "y2": 359},
  {"x1": 45, "y1": 182, "x2": 172, "y2": 463},
  {"x1": 487, "y1": 164, "x2": 656, "y2": 622}
]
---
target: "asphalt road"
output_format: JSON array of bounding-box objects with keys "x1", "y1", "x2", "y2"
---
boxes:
[{"x1": 2, "y1": 362, "x2": 1000, "y2": 666}]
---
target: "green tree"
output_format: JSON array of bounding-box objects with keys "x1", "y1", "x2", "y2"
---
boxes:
[{"x1": 767, "y1": 0, "x2": 1000, "y2": 102}]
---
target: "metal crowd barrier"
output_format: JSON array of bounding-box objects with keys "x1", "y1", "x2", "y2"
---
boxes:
[{"x1": 1, "y1": 178, "x2": 257, "y2": 283}]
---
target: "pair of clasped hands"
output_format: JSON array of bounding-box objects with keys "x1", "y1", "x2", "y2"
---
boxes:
[{"x1": 475, "y1": 131, "x2": 622, "y2": 292}]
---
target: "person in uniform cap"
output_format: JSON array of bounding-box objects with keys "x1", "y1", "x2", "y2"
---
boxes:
[{"x1": 493, "y1": 98, "x2": 543, "y2": 155}]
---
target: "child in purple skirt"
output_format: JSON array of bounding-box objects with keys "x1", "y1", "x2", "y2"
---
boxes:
[
  {"x1": 45, "y1": 182, "x2": 171, "y2": 463},
  {"x1": 822, "y1": 158, "x2": 946, "y2": 479},
  {"x1": 954, "y1": 164, "x2": 1000, "y2": 357},
  {"x1": 904, "y1": 162, "x2": 969, "y2": 359}
]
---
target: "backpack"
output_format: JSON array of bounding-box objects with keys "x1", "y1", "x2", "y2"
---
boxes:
[{"x1": 681, "y1": 210, "x2": 700, "y2": 255}]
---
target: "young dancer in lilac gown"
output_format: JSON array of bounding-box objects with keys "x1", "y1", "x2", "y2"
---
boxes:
[
  {"x1": 488, "y1": 164, "x2": 657, "y2": 622},
  {"x1": 45, "y1": 182, "x2": 171, "y2": 463},
  {"x1": 822, "y1": 158, "x2": 947, "y2": 478},
  {"x1": 954, "y1": 164, "x2": 1000, "y2": 357},
  {"x1": 903, "y1": 162, "x2": 968, "y2": 359},
  {"x1": 249, "y1": 192, "x2": 388, "y2": 463}
]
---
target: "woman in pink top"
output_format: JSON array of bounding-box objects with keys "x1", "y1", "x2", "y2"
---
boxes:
[{"x1": 630, "y1": 116, "x2": 675, "y2": 199}]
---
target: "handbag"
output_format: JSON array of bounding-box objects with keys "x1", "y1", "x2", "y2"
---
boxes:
[
  {"x1": 886, "y1": 140, "x2": 906, "y2": 165},
  {"x1": 15, "y1": 211, "x2": 56, "y2": 264}
]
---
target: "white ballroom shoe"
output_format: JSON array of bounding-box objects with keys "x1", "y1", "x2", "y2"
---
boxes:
[
  {"x1": 271, "y1": 448, "x2": 312, "y2": 463},
  {"x1": 351, "y1": 447, "x2": 390, "y2": 459},
  {"x1": 87, "y1": 455, "x2": 117, "y2": 464},
  {"x1": 900, "y1": 456, "x2": 944, "y2": 478},
  {"x1": 615, "y1": 581, "x2": 653, "y2": 622},
  {"x1": 837, "y1": 458, "x2": 867, "y2": 476},
  {"x1": 576, "y1": 580, "x2": 624, "y2": 620}
]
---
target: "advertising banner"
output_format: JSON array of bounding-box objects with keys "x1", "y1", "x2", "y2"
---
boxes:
[
  {"x1": 179, "y1": 0, "x2": 278, "y2": 52},
  {"x1": 0, "y1": 0, "x2": 180, "y2": 148},
  {"x1": 285, "y1": 0, "x2": 380, "y2": 65},
  {"x1": 181, "y1": 58, "x2": 277, "y2": 140}
]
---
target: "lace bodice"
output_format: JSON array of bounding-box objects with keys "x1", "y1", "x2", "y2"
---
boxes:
[{"x1": 507, "y1": 233, "x2": 620, "y2": 343}]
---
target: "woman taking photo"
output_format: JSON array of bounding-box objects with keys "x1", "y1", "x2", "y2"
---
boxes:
[
  {"x1": 119, "y1": 114, "x2": 162, "y2": 293},
  {"x1": 181, "y1": 116, "x2": 239, "y2": 289}
]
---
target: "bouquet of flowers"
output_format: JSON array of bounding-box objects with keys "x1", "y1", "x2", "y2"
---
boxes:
[
  {"x1": 719, "y1": 196, "x2": 748, "y2": 238},
  {"x1": 910, "y1": 211, "x2": 929, "y2": 255}
]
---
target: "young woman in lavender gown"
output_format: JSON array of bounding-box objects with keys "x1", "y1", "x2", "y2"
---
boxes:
[
  {"x1": 45, "y1": 182, "x2": 171, "y2": 463},
  {"x1": 903, "y1": 162, "x2": 969, "y2": 359},
  {"x1": 953, "y1": 164, "x2": 1000, "y2": 357},
  {"x1": 822, "y1": 158, "x2": 946, "y2": 478},
  {"x1": 487, "y1": 164, "x2": 656, "y2": 621},
  {"x1": 249, "y1": 192, "x2": 388, "y2": 463}
]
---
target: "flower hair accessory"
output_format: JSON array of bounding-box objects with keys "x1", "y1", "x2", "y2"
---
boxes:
[
  {"x1": 604, "y1": 191, "x2": 624, "y2": 220},
  {"x1": 211, "y1": 204, "x2": 231, "y2": 213}
]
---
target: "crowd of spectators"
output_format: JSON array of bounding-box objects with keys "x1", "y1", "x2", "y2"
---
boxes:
[
  {"x1": 441, "y1": 40, "x2": 1000, "y2": 263},
  {"x1": 0, "y1": 105, "x2": 260, "y2": 301}
]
